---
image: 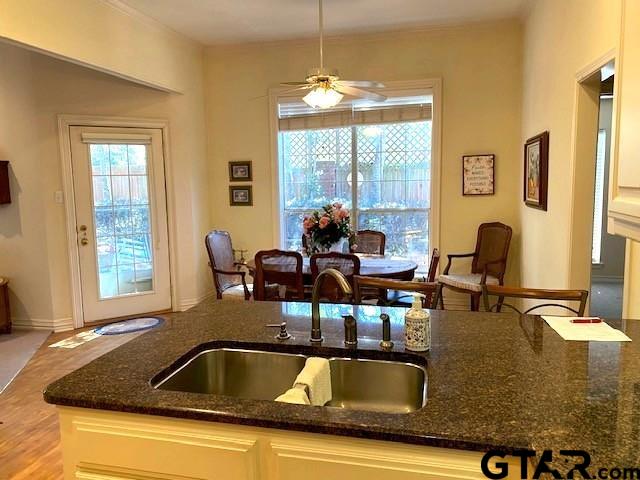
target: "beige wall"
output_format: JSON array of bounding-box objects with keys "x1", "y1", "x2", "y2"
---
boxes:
[
  {"x1": 0, "y1": 41, "x2": 211, "y2": 329},
  {"x1": 520, "y1": 0, "x2": 621, "y2": 290},
  {"x1": 0, "y1": 0, "x2": 194, "y2": 93},
  {"x1": 204, "y1": 21, "x2": 524, "y2": 286},
  {"x1": 626, "y1": 241, "x2": 640, "y2": 318}
]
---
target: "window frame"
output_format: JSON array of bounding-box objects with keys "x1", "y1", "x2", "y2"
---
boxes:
[{"x1": 268, "y1": 79, "x2": 442, "y2": 269}]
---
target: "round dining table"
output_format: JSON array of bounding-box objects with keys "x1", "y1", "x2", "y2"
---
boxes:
[{"x1": 246, "y1": 254, "x2": 418, "y2": 283}]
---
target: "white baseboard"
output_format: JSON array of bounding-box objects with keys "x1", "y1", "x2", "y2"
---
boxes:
[
  {"x1": 178, "y1": 290, "x2": 215, "y2": 311},
  {"x1": 11, "y1": 316, "x2": 73, "y2": 332}
]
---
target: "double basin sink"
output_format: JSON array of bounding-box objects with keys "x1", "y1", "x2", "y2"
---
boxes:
[{"x1": 152, "y1": 347, "x2": 427, "y2": 414}]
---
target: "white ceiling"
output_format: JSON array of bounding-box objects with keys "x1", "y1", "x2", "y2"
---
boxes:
[{"x1": 116, "y1": 0, "x2": 529, "y2": 45}]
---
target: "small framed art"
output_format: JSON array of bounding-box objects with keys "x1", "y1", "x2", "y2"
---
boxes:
[
  {"x1": 523, "y1": 131, "x2": 549, "y2": 210},
  {"x1": 229, "y1": 185, "x2": 253, "y2": 206},
  {"x1": 228, "y1": 160, "x2": 252, "y2": 182},
  {"x1": 462, "y1": 154, "x2": 495, "y2": 195}
]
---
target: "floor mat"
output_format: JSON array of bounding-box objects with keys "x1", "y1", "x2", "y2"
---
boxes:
[
  {"x1": 0, "y1": 329, "x2": 51, "y2": 393},
  {"x1": 94, "y1": 316, "x2": 163, "y2": 335}
]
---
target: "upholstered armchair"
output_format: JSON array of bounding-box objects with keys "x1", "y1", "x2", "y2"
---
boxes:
[
  {"x1": 434, "y1": 222, "x2": 512, "y2": 311},
  {"x1": 205, "y1": 230, "x2": 251, "y2": 300}
]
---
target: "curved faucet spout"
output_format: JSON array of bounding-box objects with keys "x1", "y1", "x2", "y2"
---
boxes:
[{"x1": 310, "y1": 268, "x2": 352, "y2": 343}]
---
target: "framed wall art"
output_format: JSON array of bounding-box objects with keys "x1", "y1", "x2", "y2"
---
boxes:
[
  {"x1": 462, "y1": 154, "x2": 495, "y2": 195},
  {"x1": 523, "y1": 131, "x2": 549, "y2": 210},
  {"x1": 228, "y1": 160, "x2": 253, "y2": 182},
  {"x1": 229, "y1": 185, "x2": 253, "y2": 206}
]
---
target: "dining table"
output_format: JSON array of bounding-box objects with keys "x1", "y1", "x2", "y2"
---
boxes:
[{"x1": 246, "y1": 254, "x2": 418, "y2": 284}]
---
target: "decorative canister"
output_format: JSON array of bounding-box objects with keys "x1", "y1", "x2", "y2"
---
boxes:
[{"x1": 404, "y1": 294, "x2": 430, "y2": 352}]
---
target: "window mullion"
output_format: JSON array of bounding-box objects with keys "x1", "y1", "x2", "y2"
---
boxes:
[{"x1": 351, "y1": 126, "x2": 358, "y2": 230}]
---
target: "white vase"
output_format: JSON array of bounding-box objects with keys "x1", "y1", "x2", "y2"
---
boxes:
[{"x1": 328, "y1": 237, "x2": 348, "y2": 253}]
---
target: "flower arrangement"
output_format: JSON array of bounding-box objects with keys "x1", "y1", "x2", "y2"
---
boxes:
[{"x1": 302, "y1": 203, "x2": 354, "y2": 255}]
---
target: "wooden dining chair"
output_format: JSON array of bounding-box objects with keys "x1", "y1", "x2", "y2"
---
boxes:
[
  {"x1": 253, "y1": 250, "x2": 305, "y2": 301},
  {"x1": 482, "y1": 285, "x2": 589, "y2": 316},
  {"x1": 382, "y1": 248, "x2": 440, "y2": 307},
  {"x1": 434, "y1": 222, "x2": 512, "y2": 311},
  {"x1": 354, "y1": 276, "x2": 438, "y2": 308},
  {"x1": 310, "y1": 252, "x2": 360, "y2": 302},
  {"x1": 205, "y1": 230, "x2": 251, "y2": 300},
  {"x1": 352, "y1": 230, "x2": 386, "y2": 255}
]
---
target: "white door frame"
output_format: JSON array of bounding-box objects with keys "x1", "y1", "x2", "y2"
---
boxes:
[{"x1": 58, "y1": 114, "x2": 178, "y2": 328}]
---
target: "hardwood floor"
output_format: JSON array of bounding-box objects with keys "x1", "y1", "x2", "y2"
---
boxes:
[{"x1": 0, "y1": 327, "x2": 144, "y2": 479}]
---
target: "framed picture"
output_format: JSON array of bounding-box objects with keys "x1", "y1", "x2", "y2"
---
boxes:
[
  {"x1": 228, "y1": 160, "x2": 252, "y2": 182},
  {"x1": 229, "y1": 185, "x2": 253, "y2": 206},
  {"x1": 523, "y1": 131, "x2": 549, "y2": 210},
  {"x1": 462, "y1": 154, "x2": 495, "y2": 195}
]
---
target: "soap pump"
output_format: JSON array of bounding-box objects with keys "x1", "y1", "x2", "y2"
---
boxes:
[{"x1": 404, "y1": 293, "x2": 430, "y2": 352}]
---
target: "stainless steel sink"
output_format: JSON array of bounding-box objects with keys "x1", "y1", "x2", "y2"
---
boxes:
[
  {"x1": 154, "y1": 349, "x2": 307, "y2": 401},
  {"x1": 153, "y1": 348, "x2": 427, "y2": 414},
  {"x1": 327, "y1": 358, "x2": 426, "y2": 414}
]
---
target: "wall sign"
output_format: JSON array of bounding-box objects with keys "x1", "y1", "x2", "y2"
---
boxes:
[{"x1": 462, "y1": 154, "x2": 495, "y2": 195}]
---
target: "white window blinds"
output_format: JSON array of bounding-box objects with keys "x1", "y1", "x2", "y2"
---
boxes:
[
  {"x1": 592, "y1": 129, "x2": 607, "y2": 264},
  {"x1": 278, "y1": 95, "x2": 432, "y2": 131}
]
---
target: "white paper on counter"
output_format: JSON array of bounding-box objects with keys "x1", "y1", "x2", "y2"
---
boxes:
[{"x1": 542, "y1": 316, "x2": 632, "y2": 342}]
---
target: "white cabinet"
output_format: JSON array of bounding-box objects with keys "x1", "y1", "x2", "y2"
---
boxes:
[
  {"x1": 57, "y1": 407, "x2": 523, "y2": 480},
  {"x1": 609, "y1": 0, "x2": 640, "y2": 241}
]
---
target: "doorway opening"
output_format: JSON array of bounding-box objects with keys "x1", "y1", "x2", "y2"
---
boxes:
[{"x1": 590, "y1": 63, "x2": 625, "y2": 318}]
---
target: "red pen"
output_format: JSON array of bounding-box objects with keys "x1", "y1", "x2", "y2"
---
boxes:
[{"x1": 571, "y1": 318, "x2": 602, "y2": 323}]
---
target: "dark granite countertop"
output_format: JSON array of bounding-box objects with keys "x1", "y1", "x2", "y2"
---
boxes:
[{"x1": 44, "y1": 299, "x2": 640, "y2": 471}]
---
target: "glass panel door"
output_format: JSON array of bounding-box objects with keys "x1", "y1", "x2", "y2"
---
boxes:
[
  {"x1": 89, "y1": 144, "x2": 154, "y2": 299},
  {"x1": 70, "y1": 126, "x2": 171, "y2": 323}
]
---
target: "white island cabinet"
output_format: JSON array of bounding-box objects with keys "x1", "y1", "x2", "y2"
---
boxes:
[
  {"x1": 58, "y1": 407, "x2": 522, "y2": 480},
  {"x1": 609, "y1": 0, "x2": 640, "y2": 241}
]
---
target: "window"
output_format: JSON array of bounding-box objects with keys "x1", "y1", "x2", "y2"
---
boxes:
[
  {"x1": 592, "y1": 129, "x2": 607, "y2": 264},
  {"x1": 277, "y1": 94, "x2": 433, "y2": 270}
]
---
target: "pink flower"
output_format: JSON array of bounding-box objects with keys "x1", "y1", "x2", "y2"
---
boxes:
[
  {"x1": 319, "y1": 216, "x2": 330, "y2": 229},
  {"x1": 336, "y1": 208, "x2": 349, "y2": 220},
  {"x1": 333, "y1": 202, "x2": 343, "y2": 210}
]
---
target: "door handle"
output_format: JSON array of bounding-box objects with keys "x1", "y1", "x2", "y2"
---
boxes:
[{"x1": 80, "y1": 238, "x2": 89, "y2": 246}]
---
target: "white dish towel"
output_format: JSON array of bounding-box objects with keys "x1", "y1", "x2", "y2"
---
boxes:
[
  {"x1": 275, "y1": 387, "x2": 310, "y2": 405},
  {"x1": 294, "y1": 357, "x2": 332, "y2": 406}
]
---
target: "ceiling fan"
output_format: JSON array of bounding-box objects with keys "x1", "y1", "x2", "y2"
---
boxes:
[{"x1": 280, "y1": 0, "x2": 387, "y2": 109}]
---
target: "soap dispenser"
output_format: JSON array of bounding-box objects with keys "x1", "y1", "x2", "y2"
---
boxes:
[{"x1": 404, "y1": 294, "x2": 430, "y2": 352}]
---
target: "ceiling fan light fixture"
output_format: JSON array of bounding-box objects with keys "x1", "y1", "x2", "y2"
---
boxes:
[{"x1": 303, "y1": 85, "x2": 343, "y2": 109}]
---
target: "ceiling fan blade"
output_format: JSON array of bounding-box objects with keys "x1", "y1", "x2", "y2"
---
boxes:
[
  {"x1": 333, "y1": 84, "x2": 387, "y2": 102},
  {"x1": 280, "y1": 81, "x2": 311, "y2": 86},
  {"x1": 335, "y1": 80, "x2": 385, "y2": 89},
  {"x1": 250, "y1": 84, "x2": 314, "y2": 101}
]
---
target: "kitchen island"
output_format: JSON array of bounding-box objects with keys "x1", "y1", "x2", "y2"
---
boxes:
[{"x1": 45, "y1": 298, "x2": 640, "y2": 479}]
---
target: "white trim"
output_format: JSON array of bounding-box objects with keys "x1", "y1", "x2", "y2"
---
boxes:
[
  {"x1": 567, "y1": 49, "x2": 616, "y2": 289},
  {"x1": 99, "y1": 0, "x2": 203, "y2": 46},
  {"x1": 178, "y1": 290, "x2": 216, "y2": 311},
  {"x1": 57, "y1": 115, "x2": 179, "y2": 329},
  {"x1": 268, "y1": 78, "x2": 442, "y2": 254},
  {"x1": 12, "y1": 317, "x2": 73, "y2": 332}
]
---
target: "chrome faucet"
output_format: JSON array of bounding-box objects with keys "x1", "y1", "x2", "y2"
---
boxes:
[{"x1": 310, "y1": 268, "x2": 353, "y2": 343}]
